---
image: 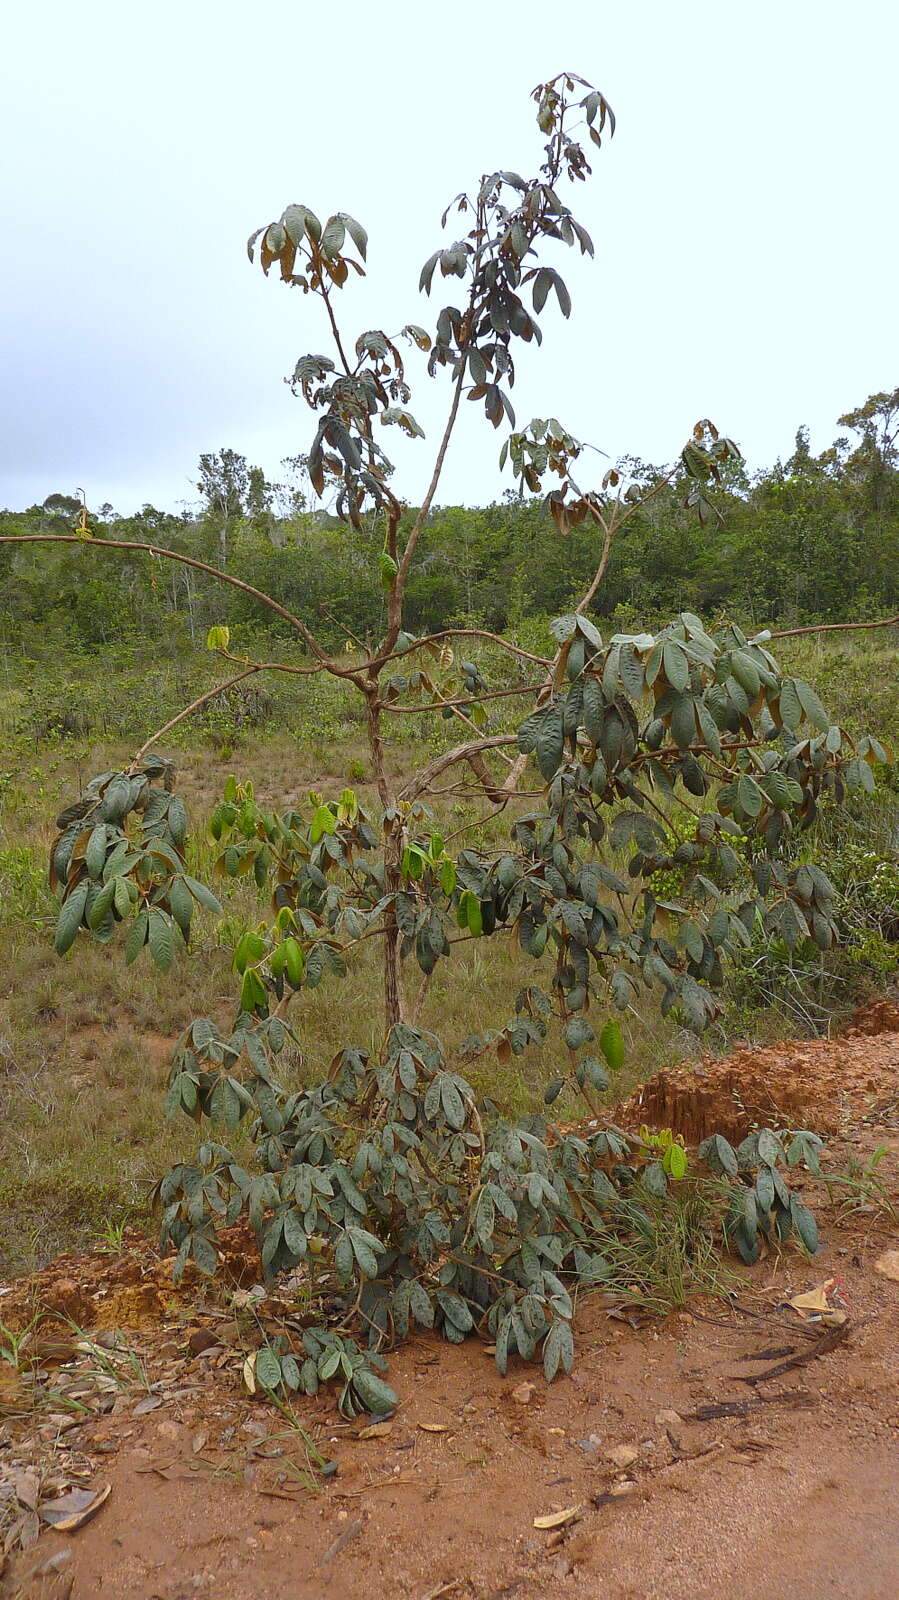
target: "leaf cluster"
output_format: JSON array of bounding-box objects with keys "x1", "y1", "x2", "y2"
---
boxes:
[{"x1": 49, "y1": 757, "x2": 221, "y2": 970}]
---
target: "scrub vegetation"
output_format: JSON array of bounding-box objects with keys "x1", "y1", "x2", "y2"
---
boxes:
[{"x1": 0, "y1": 73, "x2": 895, "y2": 1413}]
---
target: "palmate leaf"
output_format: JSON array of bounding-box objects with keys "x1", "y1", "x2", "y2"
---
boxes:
[{"x1": 25, "y1": 75, "x2": 861, "y2": 1422}]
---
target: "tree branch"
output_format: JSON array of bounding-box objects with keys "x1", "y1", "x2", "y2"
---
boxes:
[
  {"x1": 381, "y1": 628, "x2": 551, "y2": 669},
  {"x1": 382, "y1": 680, "x2": 543, "y2": 715},
  {"x1": 399, "y1": 734, "x2": 518, "y2": 802},
  {"x1": 770, "y1": 613, "x2": 899, "y2": 639}
]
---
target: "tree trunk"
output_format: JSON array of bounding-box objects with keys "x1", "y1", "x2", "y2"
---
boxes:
[{"x1": 365, "y1": 688, "x2": 404, "y2": 1033}]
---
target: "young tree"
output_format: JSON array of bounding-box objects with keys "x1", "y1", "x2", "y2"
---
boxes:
[{"x1": 0, "y1": 74, "x2": 888, "y2": 1405}]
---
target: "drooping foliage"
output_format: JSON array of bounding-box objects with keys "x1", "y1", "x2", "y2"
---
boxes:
[{"x1": 1, "y1": 73, "x2": 889, "y2": 1411}]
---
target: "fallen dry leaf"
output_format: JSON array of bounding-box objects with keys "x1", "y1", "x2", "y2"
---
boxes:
[
  {"x1": 11, "y1": 1469, "x2": 41, "y2": 1511},
  {"x1": 40, "y1": 1483, "x2": 111, "y2": 1531},
  {"x1": 132, "y1": 1395, "x2": 163, "y2": 1416},
  {"x1": 533, "y1": 1505, "x2": 582, "y2": 1530},
  {"x1": 787, "y1": 1277, "x2": 848, "y2": 1316},
  {"x1": 418, "y1": 1422, "x2": 450, "y2": 1433},
  {"x1": 357, "y1": 1421, "x2": 393, "y2": 1440}
]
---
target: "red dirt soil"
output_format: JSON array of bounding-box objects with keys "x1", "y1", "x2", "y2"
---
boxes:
[
  {"x1": 620, "y1": 1004, "x2": 899, "y2": 1144},
  {"x1": 2, "y1": 1020, "x2": 897, "y2": 1600}
]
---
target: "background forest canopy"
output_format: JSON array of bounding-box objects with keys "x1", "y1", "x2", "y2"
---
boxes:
[{"x1": 1, "y1": 386, "x2": 898, "y2": 656}]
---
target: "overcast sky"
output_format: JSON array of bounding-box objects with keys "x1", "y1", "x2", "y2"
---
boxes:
[{"x1": 2, "y1": 1, "x2": 896, "y2": 516}]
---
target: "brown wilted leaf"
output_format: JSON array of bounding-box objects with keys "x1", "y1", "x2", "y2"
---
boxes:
[
  {"x1": 533, "y1": 1505, "x2": 581, "y2": 1530},
  {"x1": 40, "y1": 1483, "x2": 111, "y2": 1531}
]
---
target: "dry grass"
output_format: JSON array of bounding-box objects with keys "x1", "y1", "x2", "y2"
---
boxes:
[
  {"x1": 0, "y1": 721, "x2": 697, "y2": 1274},
  {"x1": 0, "y1": 628, "x2": 895, "y2": 1274}
]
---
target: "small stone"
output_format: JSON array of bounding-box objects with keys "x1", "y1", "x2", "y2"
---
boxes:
[
  {"x1": 512, "y1": 1381, "x2": 536, "y2": 1405},
  {"x1": 655, "y1": 1409, "x2": 682, "y2": 1428},
  {"x1": 604, "y1": 1444, "x2": 639, "y2": 1468},
  {"x1": 874, "y1": 1250, "x2": 899, "y2": 1284}
]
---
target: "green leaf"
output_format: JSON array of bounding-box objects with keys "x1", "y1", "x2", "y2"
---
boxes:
[
  {"x1": 440, "y1": 1077, "x2": 466, "y2": 1130},
  {"x1": 542, "y1": 1320, "x2": 574, "y2": 1383},
  {"x1": 779, "y1": 679, "x2": 803, "y2": 730},
  {"x1": 84, "y1": 824, "x2": 108, "y2": 880},
  {"x1": 729, "y1": 650, "x2": 760, "y2": 698},
  {"x1": 757, "y1": 1128, "x2": 785, "y2": 1167},
  {"x1": 124, "y1": 909, "x2": 149, "y2": 965},
  {"x1": 147, "y1": 909, "x2": 175, "y2": 973},
  {"x1": 255, "y1": 1346, "x2": 282, "y2": 1391},
  {"x1": 282, "y1": 204, "x2": 308, "y2": 246},
  {"x1": 790, "y1": 1198, "x2": 819, "y2": 1254},
  {"x1": 795, "y1": 680, "x2": 829, "y2": 731},
  {"x1": 564, "y1": 1017, "x2": 594, "y2": 1050},
  {"x1": 352, "y1": 1370, "x2": 398, "y2": 1417},
  {"x1": 184, "y1": 876, "x2": 223, "y2": 916},
  {"x1": 662, "y1": 640, "x2": 689, "y2": 693},
  {"x1": 168, "y1": 875, "x2": 193, "y2": 938},
  {"x1": 670, "y1": 694, "x2": 697, "y2": 750},
  {"x1": 662, "y1": 1142, "x2": 688, "y2": 1180},
  {"x1": 321, "y1": 215, "x2": 346, "y2": 258},
  {"x1": 281, "y1": 1354, "x2": 301, "y2": 1391},
  {"x1": 87, "y1": 878, "x2": 116, "y2": 932},
  {"x1": 349, "y1": 1229, "x2": 380, "y2": 1279},
  {"x1": 702, "y1": 1133, "x2": 738, "y2": 1177},
  {"x1": 642, "y1": 1160, "x2": 668, "y2": 1197},
  {"x1": 598, "y1": 1020, "x2": 625, "y2": 1072},
  {"x1": 535, "y1": 706, "x2": 565, "y2": 781},
  {"x1": 55, "y1": 879, "x2": 90, "y2": 954}
]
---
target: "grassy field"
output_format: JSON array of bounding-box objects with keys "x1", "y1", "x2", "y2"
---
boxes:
[{"x1": 0, "y1": 628, "x2": 896, "y2": 1274}]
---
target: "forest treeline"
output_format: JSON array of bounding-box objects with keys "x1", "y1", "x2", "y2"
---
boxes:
[{"x1": 2, "y1": 389, "x2": 897, "y2": 654}]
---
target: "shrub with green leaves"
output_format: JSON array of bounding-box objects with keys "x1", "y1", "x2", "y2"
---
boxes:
[{"x1": 3, "y1": 71, "x2": 887, "y2": 1407}]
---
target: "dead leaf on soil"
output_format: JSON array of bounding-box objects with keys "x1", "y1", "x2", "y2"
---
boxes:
[
  {"x1": 418, "y1": 1422, "x2": 451, "y2": 1433},
  {"x1": 873, "y1": 1250, "x2": 899, "y2": 1284},
  {"x1": 357, "y1": 1421, "x2": 394, "y2": 1440},
  {"x1": 132, "y1": 1395, "x2": 163, "y2": 1416},
  {"x1": 40, "y1": 1483, "x2": 110, "y2": 1531},
  {"x1": 533, "y1": 1505, "x2": 582, "y2": 1530},
  {"x1": 785, "y1": 1278, "x2": 849, "y2": 1323},
  {"x1": 9, "y1": 1469, "x2": 41, "y2": 1511}
]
